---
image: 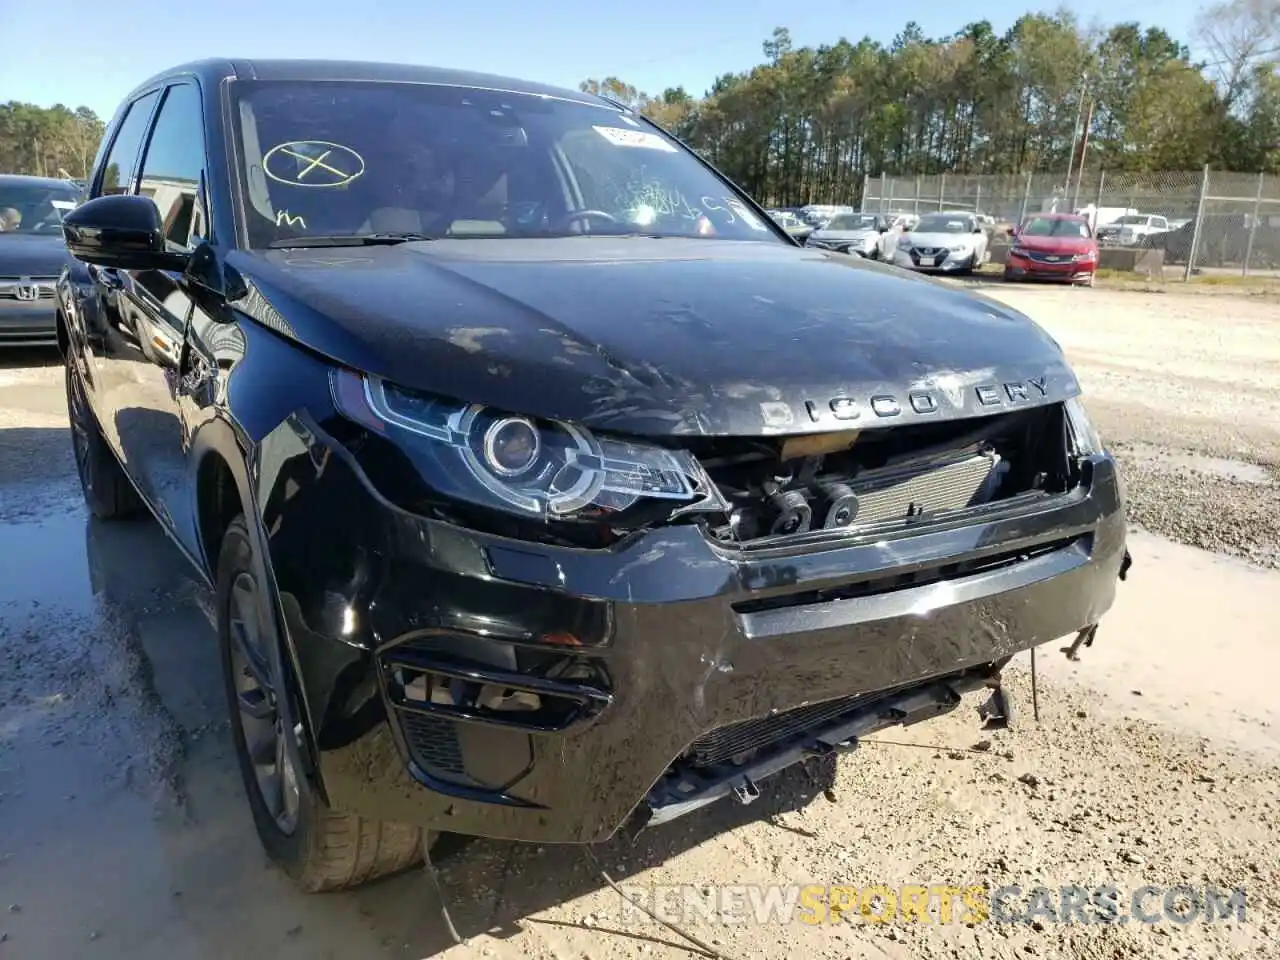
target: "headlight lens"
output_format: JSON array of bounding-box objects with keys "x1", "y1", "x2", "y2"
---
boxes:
[
  {"x1": 897, "y1": 237, "x2": 913, "y2": 249},
  {"x1": 331, "y1": 369, "x2": 720, "y2": 519},
  {"x1": 1064, "y1": 395, "x2": 1102, "y2": 454}
]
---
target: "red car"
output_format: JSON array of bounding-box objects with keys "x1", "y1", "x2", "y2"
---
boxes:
[{"x1": 1004, "y1": 213, "x2": 1099, "y2": 286}]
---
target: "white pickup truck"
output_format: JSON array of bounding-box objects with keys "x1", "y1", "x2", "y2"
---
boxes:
[{"x1": 1094, "y1": 213, "x2": 1173, "y2": 246}]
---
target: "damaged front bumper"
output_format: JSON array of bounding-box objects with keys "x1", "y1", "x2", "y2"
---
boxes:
[{"x1": 264, "y1": 423, "x2": 1127, "y2": 845}]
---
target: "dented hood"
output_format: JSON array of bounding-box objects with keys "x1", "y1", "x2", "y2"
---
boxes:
[{"x1": 234, "y1": 237, "x2": 1078, "y2": 437}]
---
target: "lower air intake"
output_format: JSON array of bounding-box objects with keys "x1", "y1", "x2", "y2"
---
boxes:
[
  {"x1": 401, "y1": 711, "x2": 468, "y2": 780},
  {"x1": 687, "y1": 695, "x2": 865, "y2": 767}
]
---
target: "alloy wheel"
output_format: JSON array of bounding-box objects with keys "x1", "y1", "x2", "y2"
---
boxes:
[
  {"x1": 67, "y1": 365, "x2": 95, "y2": 497},
  {"x1": 228, "y1": 570, "x2": 301, "y2": 835}
]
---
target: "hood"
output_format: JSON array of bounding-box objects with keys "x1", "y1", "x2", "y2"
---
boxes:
[
  {"x1": 1014, "y1": 234, "x2": 1095, "y2": 254},
  {"x1": 0, "y1": 233, "x2": 68, "y2": 277},
  {"x1": 230, "y1": 237, "x2": 1077, "y2": 437}
]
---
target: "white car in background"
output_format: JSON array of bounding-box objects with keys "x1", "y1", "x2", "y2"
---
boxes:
[
  {"x1": 1094, "y1": 213, "x2": 1173, "y2": 246},
  {"x1": 893, "y1": 211, "x2": 989, "y2": 274},
  {"x1": 804, "y1": 212, "x2": 897, "y2": 259}
]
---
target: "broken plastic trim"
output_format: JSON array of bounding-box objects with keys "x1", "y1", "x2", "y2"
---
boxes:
[{"x1": 641, "y1": 672, "x2": 991, "y2": 827}]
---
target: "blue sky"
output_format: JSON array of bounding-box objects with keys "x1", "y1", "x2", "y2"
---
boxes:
[{"x1": 2, "y1": 0, "x2": 1201, "y2": 119}]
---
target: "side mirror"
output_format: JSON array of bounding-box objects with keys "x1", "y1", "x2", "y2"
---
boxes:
[
  {"x1": 1007, "y1": 226, "x2": 1017, "y2": 237},
  {"x1": 62, "y1": 194, "x2": 190, "y2": 272},
  {"x1": 879, "y1": 225, "x2": 888, "y2": 233}
]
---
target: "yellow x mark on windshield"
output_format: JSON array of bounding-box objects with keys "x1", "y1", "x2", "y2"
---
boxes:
[{"x1": 280, "y1": 147, "x2": 347, "y2": 180}]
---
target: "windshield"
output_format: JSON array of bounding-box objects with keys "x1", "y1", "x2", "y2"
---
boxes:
[
  {"x1": 913, "y1": 215, "x2": 972, "y2": 234},
  {"x1": 0, "y1": 181, "x2": 81, "y2": 234},
  {"x1": 1020, "y1": 216, "x2": 1091, "y2": 239},
  {"x1": 231, "y1": 80, "x2": 782, "y2": 248},
  {"x1": 826, "y1": 214, "x2": 878, "y2": 231}
]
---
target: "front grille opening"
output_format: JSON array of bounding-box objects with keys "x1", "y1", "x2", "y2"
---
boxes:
[
  {"x1": 689, "y1": 403, "x2": 1072, "y2": 547},
  {"x1": 731, "y1": 534, "x2": 1084, "y2": 615}
]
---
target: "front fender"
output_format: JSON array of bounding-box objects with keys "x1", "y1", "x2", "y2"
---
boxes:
[{"x1": 188, "y1": 318, "x2": 354, "y2": 800}]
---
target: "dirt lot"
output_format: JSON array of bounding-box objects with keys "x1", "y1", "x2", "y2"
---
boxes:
[{"x1": 1, "y1": 284, "x2": 1278, "y2": 960}]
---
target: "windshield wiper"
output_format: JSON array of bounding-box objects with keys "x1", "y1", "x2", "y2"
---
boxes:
[{"x1": 267, "y1": 233, "x2": 436, "y2": 249}]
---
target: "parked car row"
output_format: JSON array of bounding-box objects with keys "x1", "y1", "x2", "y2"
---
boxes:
[{"x1": 804, "y1": 209, "x2": 992, "y2": 276}]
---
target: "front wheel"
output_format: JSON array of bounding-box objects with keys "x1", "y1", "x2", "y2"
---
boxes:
[
  {"x1": 65, "y1": 349, "x2": 145, "y2": 520},
  {"x1": 217, "y1": 514, "x2": 435, "y2": 891}
]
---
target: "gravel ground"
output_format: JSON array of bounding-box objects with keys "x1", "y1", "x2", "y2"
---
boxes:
[
  {"x1": 980, "y1": 285, "x2": 1280, "y2": 569},
  {"x1": 1, "y1": 285, "x2": 1278, "y2": 960}
]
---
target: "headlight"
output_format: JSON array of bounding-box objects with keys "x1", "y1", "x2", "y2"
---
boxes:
[
  {"x1": 330, "y1": 369, "x2": 721, "y2": 519},
  {"x1": 951, "y1": 243, "x2": 971, "y2": 255},
  {"x1": 1064, "y1": 395, "x2": 1102, "y2": 455},
  {"x1": 1011, "y1": 245, "x2": 1028, "y2": 256},
  {"x1": 897, "y1": 237, "x2": 913, "y2": 250}
]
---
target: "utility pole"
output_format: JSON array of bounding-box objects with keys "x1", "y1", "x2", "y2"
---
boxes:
[
  {"x1": 1063, "y1": 72, "x2": 1088, "y2": 198},
  {"x1": 1073, "y1": 96, "x2": 1095, "y2": 210}
]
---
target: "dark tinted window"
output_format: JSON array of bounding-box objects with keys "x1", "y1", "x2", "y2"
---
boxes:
[
  {"x1": 139, "y1": 84, "x2": 206, "y2": 248},
  {"x1": 0, "y1": 180, "x2": 82, "y2": 234},
  {"x1": 826, "y1": 214, "x2": 880, "y2": 230},
  {"x1": 914, "y1": 214, "x2": 973, "y2": 234},
  {"x1": 231, "y1": 80, "x2": 782, "y2": 248},
  {"x1": 1020, "y1": 216, "x2": 1091, "y2": 239},
  {"x1": 99, "y1": 91, "x2": 160, "y2": 196}
]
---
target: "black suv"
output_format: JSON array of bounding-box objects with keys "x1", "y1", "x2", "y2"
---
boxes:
[{"x1": 57, "y1": 58, "x2": 1129, "y2": 892}]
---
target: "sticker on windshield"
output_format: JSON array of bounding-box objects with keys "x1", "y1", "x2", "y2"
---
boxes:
[
  {"x1": 592, "y1": 126, "x2": 678, "y2": 152},
  {"x1": 728, "y1": 199, "x2": 768, "y2": 231},
  {"x1": 263, "y1": 140, "x2": 366, "y2": 188}
]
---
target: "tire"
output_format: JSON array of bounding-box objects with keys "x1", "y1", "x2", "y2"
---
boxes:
[
  {"x1": 216, "y1": 514, "x2": 433, "y2": 891},
  {"x1": 65, "y1": 348, "x2": 145, "y2": 520}
]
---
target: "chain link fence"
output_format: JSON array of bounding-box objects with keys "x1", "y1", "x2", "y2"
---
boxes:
[{"x1": 860, "y1": 169, "x2": 1280, "y2": 278}]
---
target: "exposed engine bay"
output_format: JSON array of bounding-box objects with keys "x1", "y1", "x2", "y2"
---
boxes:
[{"x1": 692, "y1": 402, "x2": 1073, "y2": 546}]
